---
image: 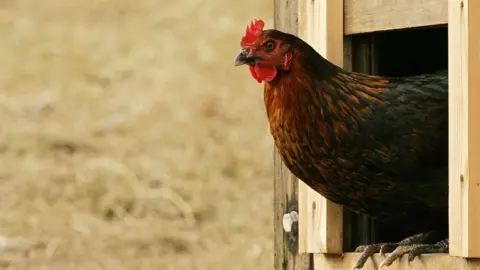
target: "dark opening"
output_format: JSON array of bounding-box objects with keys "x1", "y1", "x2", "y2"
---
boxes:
[
  {"x1": 343, "y1": 25, "x2": 448, "y2": 252},
  {"x1": 372, "y1": 26, "x2": 448, "y2": 76}
]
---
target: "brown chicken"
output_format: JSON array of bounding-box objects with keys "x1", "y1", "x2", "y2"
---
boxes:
[{"x1": 234, "y1": 19, "x2": 449, "y2": 268}]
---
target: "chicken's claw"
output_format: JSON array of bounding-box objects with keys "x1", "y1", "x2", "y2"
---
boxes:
[
  {"x1": 379, "y1": 239, "x2": 448, "y2": 268},
  {"x1": 378, "y1": 245, "x2": 415, "y2": 268},
  {"x1": 352, "y1": 231, "x2": 436, "y2": 269},
  {"x1": 352, "y1": 244, "x2": 382, "y2": 269},
  {"x1": 379, "y1": 243, "x2": 398, "y2": 256},
  {"x1": 406, "y1": 239, "x2": 449, "y2": 262}
]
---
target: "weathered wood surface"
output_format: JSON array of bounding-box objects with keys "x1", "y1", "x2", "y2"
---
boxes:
[{"x1": 448, "y1": 0, "x2": 480, "y2": 258}]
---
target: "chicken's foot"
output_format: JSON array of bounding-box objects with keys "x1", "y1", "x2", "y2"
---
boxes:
[
  {"x1": 378, "y1": 238, "x2": 448, "y2": 268},
  {"x1": 352, "y1": 231, "x2": 443, "y2": 269}
]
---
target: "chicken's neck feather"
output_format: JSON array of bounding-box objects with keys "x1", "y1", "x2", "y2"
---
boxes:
[{"x1": 264, "y1": 52, "x2": 389, "y2": 146}]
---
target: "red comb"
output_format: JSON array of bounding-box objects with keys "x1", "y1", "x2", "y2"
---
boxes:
[{"x1": 241, "y1": 19, "x2": 265, "y2": 47}]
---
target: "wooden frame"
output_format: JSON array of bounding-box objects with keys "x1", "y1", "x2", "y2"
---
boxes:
[
  {"x1": 273, "y1": 0, "x2": 480, "y2": 269},
  {"x1": 448, "y1": 0, "x2": 480, "y2": 258}
]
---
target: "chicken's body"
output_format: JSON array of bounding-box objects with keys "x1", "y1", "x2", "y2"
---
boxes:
[
  {"x1": 265, "y1": 47, "x2": 448, "y2": 234},
  {"x1": 235, "y1": 21, "x2": 449, "y2": 268}
]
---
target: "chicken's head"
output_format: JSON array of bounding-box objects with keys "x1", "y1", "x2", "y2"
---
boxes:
[{"x1": 234, "y1": 19, "x2": 293, "y2": 83}]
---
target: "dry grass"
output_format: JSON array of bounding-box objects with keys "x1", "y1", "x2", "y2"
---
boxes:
[{"x1": 0, "y1": 1, "x2": 273, "y2": 269}]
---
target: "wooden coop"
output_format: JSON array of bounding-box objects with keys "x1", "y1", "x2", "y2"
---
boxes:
[{"x1": 273, "y1": 0, "x2": 480, "y2": 269}]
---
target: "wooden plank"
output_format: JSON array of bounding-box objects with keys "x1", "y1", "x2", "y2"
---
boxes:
[
  {"x1": 313, "y1": 253, "x2": 480, "y2": 270},
  {"x1": 297, "y1": 0, "x2": 343, "y2": 255},
  {"x1": 273, "y1": 1, "x2": 313, "y2": 269},
  {"x1": 344, "y1": 0, "x2": 447, "y2": 35},
  {"x1": 448, "y1": 0, "x2": 480, "y2": 258}
]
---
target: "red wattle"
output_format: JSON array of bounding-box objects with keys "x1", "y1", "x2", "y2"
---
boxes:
[{"x1": 249, "y1": 64, "x2": 277, "y2": 83}]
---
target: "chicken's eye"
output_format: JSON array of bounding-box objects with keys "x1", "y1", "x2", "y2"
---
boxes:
[{"x1": 263, "y1": 41, "x2": 276, "y2": 52}]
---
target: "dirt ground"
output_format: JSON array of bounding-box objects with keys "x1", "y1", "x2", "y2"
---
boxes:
[{"x1": 0, "y1": 1, "x2": 273, "y2": 269}]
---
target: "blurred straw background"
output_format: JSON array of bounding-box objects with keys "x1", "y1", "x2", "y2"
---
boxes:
[{"x1": 0, "y1": 0, "x2": 273, "y2": 269}]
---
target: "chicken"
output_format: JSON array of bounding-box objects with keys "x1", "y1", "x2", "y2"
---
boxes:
[{"x1": 234, "y1": 19, "x2": 449, "y2": 268}]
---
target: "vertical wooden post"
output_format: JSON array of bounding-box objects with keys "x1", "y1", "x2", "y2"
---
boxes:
[
  {"x1": 273, "y1": 1, "x2": 313, "y2": 269},
  {"x1": 297, "y1": 0, "x2": 344, "y2": 254},
  {"x1": 448, "y1": 0, "x2": 480, "y2": 258}
]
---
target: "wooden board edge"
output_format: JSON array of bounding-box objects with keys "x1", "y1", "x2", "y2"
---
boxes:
[{"x1": 314, "y1": 253, "x2": 480, "y2": 270}]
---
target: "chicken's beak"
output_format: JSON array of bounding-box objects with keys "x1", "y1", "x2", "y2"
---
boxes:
[
  {"x1": 234, "y1": 49, "x2": 261, "y2": 66},
  {"x1": 234, "y1": 49, "x2": 249, "y2": 66}
]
